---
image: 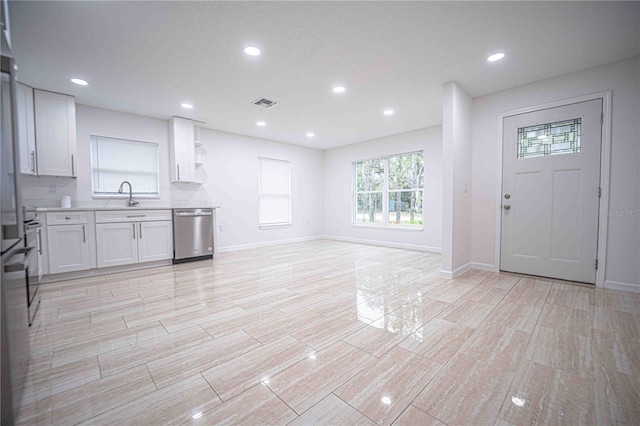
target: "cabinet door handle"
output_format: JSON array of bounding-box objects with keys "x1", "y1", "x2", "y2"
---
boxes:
[
  {"x1": 139, "y1": 223, "x2": 142, "y2": 239},
  {"x1": 132, "y1": 223, "x2": 136, "y2": 239},
  {"x1": 82, "y1": 224, "x2": 86, "y2": 243},
  {"x1": 31, "y1": 151, "x2": 36, "y2": 173},
  {"x1": 37, "y1": 229, "x2": 43, "y2": 255},
  {"x1": 177, "y1": 164, "x2": 180, "y2": 181},
  {"x1": 71, "y1": 155, "x2": 75, "y2": 176},
  {"x1": 65, "y1": 216, "x2": 71, "y2": 220}
]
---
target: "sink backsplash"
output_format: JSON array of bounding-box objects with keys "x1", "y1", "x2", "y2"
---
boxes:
[{"x1": 21, "y1": 175, "x2": 214, "y2": 209}]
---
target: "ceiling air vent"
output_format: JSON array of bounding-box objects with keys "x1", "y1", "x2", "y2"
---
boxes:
[{"x1": 252, "y1": 97, "x2": 280, "y2": 109}]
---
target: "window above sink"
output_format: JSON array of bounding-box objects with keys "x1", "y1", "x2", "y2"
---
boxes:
[{"x1": 90, "y1": 135, "x2": 159, "y2": 198}]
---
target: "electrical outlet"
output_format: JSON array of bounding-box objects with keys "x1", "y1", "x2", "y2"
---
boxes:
[{"x1": 49, "y1": 185, "x2": 57, "y2": 194}]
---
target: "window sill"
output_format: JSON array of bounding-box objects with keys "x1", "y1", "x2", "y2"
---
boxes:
[
  {"x1": 92, "y1": 194, "x2": 160, "y2": 199},
  {"x1": 259, "y1": 223, "x2": 292, "y2": 230},
  {"x1": 351, "y1": 224, "x2": 423, "y2": 232}
]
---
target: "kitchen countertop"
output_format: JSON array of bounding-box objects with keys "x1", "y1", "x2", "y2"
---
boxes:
[{"x1": 36, "y1": 206, "x2": 220, "y2": 212}]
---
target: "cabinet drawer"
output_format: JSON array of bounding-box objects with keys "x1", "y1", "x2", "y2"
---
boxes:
[
  {"x1": 95, "y1": 210, "x2": 172, "y2": 223},
  {"x1": 46, "y1": 211, "x2": 89, "y2": 225}
]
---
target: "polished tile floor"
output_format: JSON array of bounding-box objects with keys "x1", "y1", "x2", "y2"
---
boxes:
[{"x1": 18, "y1": 240, "x2": 640, "y2": 425}]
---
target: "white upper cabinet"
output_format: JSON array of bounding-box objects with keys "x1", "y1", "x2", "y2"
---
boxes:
[
  {"x1": 170, "y1": 116, "x2": 195, "y2": 182},
  {"x1": 16, "y1": 82, "x2": 37, "y2": 175},
  {"x1": 170, "y1": 116, "x2": 203, "y2": 183},
  {"x1": 34, "y1": 89, "x2": 76, "y2": 177}
]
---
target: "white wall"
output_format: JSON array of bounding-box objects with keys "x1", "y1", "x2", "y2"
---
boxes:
[
  {"x1": 441, "y1": 81, "x2": 473, "y2": 277},
  {"x1": 201, "y1": 129, "x2": 324, "y2": 251},
  {"x1": 323, "y1": 127, "x2": 442, "y2": 251},
  {"x1": 471, "y1": 56, "x2": 640, "y2": 289},
  {"x1": 22, "y1": 104, "x2": 210, "y2": 208},
  {"x1": 21, "y1": 105, "x2": 325, "y2": 251}
]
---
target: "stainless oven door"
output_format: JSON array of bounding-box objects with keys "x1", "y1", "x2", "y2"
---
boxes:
[
  {"x1": 24, "y1": 221, "x2": 41, "y2": 286},
  {"x1": 24, "y1": 222, "x2": 41, "y2": 325},
  {"x1": 1, "y1": 245, "x2": 33, "y2": 424}
]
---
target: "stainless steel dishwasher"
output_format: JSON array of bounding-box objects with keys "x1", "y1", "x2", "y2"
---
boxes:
[{"x1": 172, "y1": 208, "x2": 214, "y2": 263}]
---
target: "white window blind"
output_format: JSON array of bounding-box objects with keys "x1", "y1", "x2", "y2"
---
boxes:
[
  {"x1": 258, "y1": 157, "x2": 291, "y2": 227},
  {"x1": 90, "y1": 135, "x2": 159, "y2": 198}
]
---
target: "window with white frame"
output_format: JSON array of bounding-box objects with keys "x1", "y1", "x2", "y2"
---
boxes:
[
  {"x1": 353, "y1": 152, "x2": 424, "y2": 227},
  {"x1": 258, "y1": 157, "x2": 291, "y2": 227},
  {"x1": 90, "y1": 135, "x2": 159, "y2": 198}
]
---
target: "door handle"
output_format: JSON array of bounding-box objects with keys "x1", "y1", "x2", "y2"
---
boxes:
[
  {"x1": 175, "y1": 212, "x2": 212, "y2": 217},
  {"x1": 504, "y1": 205, "x2": 511, "y2": 211},
  {"x1": 25, "y1": 222, "x2": 43, "y2": 231},
  {"x1": 4, "y1": 247, "x2": 35, "y2": 272}
]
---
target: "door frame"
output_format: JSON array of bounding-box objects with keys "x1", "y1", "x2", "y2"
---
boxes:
[{"x1": 493, "y1": 91, "x2": 612, "y2": 287}]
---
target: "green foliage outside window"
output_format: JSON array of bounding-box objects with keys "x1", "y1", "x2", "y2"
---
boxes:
[{"x1": 354, "y1": 153, "x2": 424, "y2": 226}]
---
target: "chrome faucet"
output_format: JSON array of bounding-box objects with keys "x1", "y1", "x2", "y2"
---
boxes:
[{"x1": 118, "y1": 181, "x2": 139, "y2": 207}]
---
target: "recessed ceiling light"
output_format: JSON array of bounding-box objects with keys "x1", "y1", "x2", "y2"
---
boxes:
[
  {"x1": 256, "y1": 121, "x2": 266, "y2": 126},
  {"x1": 333, "y1": 86, "x2": 346, "y2": 94},
  {"x1": 244, "y1": 46, "x2": 261, "y2": 56},
  {"x1": 70, "y1": 78, "x2": 88, "y2": 86},
  {"x1": 383, "y1": 109, "x2": 395, "y2": 116},
  {"x1": 181, "y1": 103, "x2": 193, "y2": 109},
  {"x1": 511, "y1": 397, "x2": 525, "y2": 407},
  {"x1": 487, "y1": 52, "x2": 505, "y2": 62},
  {"x1": 306, "y1": 132, "x2": 315, "y2": 138}
]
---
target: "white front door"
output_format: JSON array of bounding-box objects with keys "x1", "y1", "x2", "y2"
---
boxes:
[{"x1": 500, "y1": 99, "x2": 602, "y2": 284}]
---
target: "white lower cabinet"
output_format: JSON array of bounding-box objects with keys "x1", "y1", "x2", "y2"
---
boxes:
[
  {"x1": 95, "y1": 222, "x2": 138, "y2": 267},
  {"x1": 138, "y1": 221, "x2": 174, "y2": 262},
  {"x1": 95, "y1": 210, "x2": 173, "y2": 268},
  {"x1": 47, "y1": 212, "x2": 93, "y2": 274}
]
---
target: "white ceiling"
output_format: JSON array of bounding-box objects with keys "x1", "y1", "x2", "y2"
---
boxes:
[{"x1": 8, "y1": 1, "x2": 640, "y2": 150}]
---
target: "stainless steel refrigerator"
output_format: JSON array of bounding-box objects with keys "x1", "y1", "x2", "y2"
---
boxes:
[{"x1": 1, "y1": 14, "x2": 31, "y2": 425}]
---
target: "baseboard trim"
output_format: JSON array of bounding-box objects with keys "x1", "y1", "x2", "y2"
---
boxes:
[
  {"x1": 440, "y1": 262, "x2": 472, "y2": 279},
  {"x1": 439, "y1": 270, "x2": 453, "y2": 279},
  {"x1": 217, "y1": 235, "x2": 324, "y2": 253},
  {"x1": 323, "y1": 235, "x2": 441, "y2": 253},
  {"x1": 604, "y1": 280, "x2": 640, "y2": 293},
  {"x1": 470, "y1": 262, "x2": 499, "y2": 272},
  {"x1": 41, "y1": 259, "x2": 174, "y2": 284}
]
